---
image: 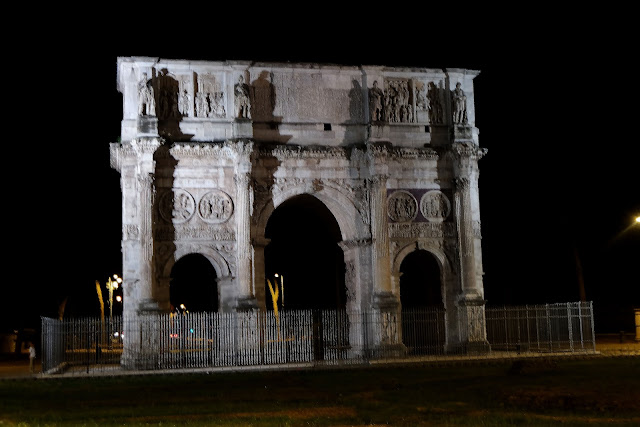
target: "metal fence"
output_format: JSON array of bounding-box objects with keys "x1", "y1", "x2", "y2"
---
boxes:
[{"x1": 41, "y1": 302, "x2": 596, "y2": 375}]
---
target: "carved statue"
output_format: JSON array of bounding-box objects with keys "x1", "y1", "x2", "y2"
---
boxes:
[
  {"x1": 426, "y1": 82, "x2": 442, "y2": 124},
  {"x1": 452, "y1": 82, "x2": 467, "y2": 124},
  {"x1": 137, "y1": 73, "x2": 155, "y2": 116},
  {"x1": 415, "y1": 85, "x2": 427, "y2": 111},
  {"x1": 383, "y1": 80, "x2": 413, "y2": 123},
  {"x1": 178, "y1": 89, "x2": 191, "y2": 117},
  {"x1": 209, "y1": 92, "x2": 226, "y2": 118},
  {"x1": 369, "y1": 80, "x2": 384, "y2": 122},
  {"x1": 234, "y1": 75, "x2": 251, "y2": 119},
  {"x1": 195, "y1": 91, "x2": 207, "y2": 118}
]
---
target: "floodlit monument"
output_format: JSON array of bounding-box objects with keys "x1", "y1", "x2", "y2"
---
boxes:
[{"x1": 110, "y1": 57, "x2": 489, "y2": 368}]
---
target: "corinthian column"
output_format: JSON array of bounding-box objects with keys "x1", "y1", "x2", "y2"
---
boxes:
[
  {"x1": 130, "y1": 137, "x2": 162, "y2": 313},
  {"x1": 451, "y1": 142, "x2": 487, "y2": 300},
  {"x1": 451, "y1": 141, "x2": 490, "y2": 353},
  {"x1": 232, "y1": 140, "x2": 257, "y2": 310},
  {"x1": 370, "y1": 174, "x2": 392, "y2": 296},
  {"x1": 137, "y1": 173, "x2": 156, "y2": 306}
]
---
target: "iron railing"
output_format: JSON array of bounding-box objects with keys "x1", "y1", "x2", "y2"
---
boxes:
[{"x1": 41, "y1": 302, "x2": 596, "y2": 375}]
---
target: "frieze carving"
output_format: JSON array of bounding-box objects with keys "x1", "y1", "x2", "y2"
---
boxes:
[
  {"x1": 384, "y1": 79, "x2": 413, "y2": 123},
  {"x1": 420, "y1": 190, "x2": 451, "y2": 222},
  {"x1": 123, "y1": 224, "x2": 140, "y2": 240},
  {"x1": 158, "y1": 189, "x2": 196, "y2": 223},
  {"x1": 269, "y1": 145, "x2": 349, "y2": 160},
  {"x1": 388, "y1": 147, "x2": 439, "y2": 160},
  {"x1": 155, "y1": 224, "x2": 236, "y2": 241},
  {"x1": 194, "y1": 74, "x2": 226, "y2": 119},
  {"x1": 168, "y1": 142, "x2": 235, "y2": 159},
  {"x1": 198, "y1": 190, "x2": 234, "y2": 223},
  {"x1": 387, "y1": 190, "x2": 418, "y2": 223},
  {"x1": 389, "y1": 222, "x2": 456, "y2": 239}
]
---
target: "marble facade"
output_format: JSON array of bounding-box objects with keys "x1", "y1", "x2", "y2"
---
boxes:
[{"x1": 110, "y1": 57, "x2": 489, "y2": 367}]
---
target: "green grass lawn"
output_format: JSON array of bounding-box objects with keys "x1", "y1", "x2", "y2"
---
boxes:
[{"x1": 1, "y1": 358, "x2": 639, "y2": 426}]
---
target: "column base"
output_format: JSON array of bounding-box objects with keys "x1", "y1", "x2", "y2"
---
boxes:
[
  {"x1": 137, "y1": 299, "x2": 162, "y2": 314},
  {"x1": 236, "y1": 295, "x2": 259, "y2": 311}
]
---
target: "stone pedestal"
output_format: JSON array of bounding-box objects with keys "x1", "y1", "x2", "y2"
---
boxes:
[
  {"x1": 136, "y1": 116, "x2": 158, "y2": 136},
  {"x1": 233, "y1": 119, "x2": 253, "y2": 139},
  {"x1": 372, "y1": 291, "x2": 406, "y2": 357},
  {"x1": 451, "y1": 297, "x2": 491, "y2": 354}
]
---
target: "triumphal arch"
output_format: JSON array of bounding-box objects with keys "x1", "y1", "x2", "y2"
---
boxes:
[{"x1": 110, "y1": 57, "x2": 489, "y2": 367}]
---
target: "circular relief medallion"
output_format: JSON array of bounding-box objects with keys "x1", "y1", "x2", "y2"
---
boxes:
[
  {"x1": 420, "y1": 190, "x2": 451, "y2": 222},
  {"x1": 387, "y1": 190, "x2": 418, "y2": 222},
  {"x1": 158, "y1": 189, "x2": 196, "y2": 223},
  {"x1": 198, "y1": 190, "x2": 234, "y2": 223}
]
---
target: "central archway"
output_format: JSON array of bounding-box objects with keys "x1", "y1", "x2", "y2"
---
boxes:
[{"x1": 264, "y1": 194, "x2": 346, "y2": 311}]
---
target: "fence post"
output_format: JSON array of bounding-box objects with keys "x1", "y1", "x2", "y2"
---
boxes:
[
  {"x1": 590, "y1": 301, "x2": 597, "y2": 352},
  {"x1": 569, "y1": 303, "x2": 575, "y2": 351}
]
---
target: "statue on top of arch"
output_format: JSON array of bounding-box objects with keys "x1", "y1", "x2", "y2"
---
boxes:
[
  {"x1": 451, "y1": 82, "x2": 468, "y2": 124},
  {"x1": 137, "y1": 72, "x2": 155, "y2": 116}
]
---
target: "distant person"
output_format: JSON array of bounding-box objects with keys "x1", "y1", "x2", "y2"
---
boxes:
[{"x1": 29, "y1": 342, "x2": 36, "y2": 373}]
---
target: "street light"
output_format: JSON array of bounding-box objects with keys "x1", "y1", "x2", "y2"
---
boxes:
[
  {"x1": 275, "y1": 273, "x2": 284, "y2": 310},
  {"x1": 106, "y1": 274, "x2": 123, "y2": 320}
]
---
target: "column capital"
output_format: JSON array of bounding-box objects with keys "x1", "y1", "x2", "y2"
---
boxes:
[{"x1": 449, "y1": 141, "x2": 487, "y2": 162}]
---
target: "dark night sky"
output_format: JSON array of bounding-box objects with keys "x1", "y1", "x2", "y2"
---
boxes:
[{"x1": 4, "y1": 11, "x2": 638, "y2": 333}]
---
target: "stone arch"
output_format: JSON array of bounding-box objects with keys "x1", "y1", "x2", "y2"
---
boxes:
[
  {"x1": 255, "y1": 183, "x2": 363, "y2": 243},
  {"x1": 392, "y1": 241, "x2": 452, "y2": 304},
  {"x1": 162, "y1": 244, "x2": 232, "y2": 279}
]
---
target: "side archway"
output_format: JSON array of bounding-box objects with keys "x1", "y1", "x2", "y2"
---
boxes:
[
  {"x1": 393, "y1": 242, "x2": 451, "y2": 355},
  {"x1": 169, "y1": 253, "x2": 219, "y2": 313},
  {"x1": 161, "y1": 245, "x2": 233, "y2": 313}
]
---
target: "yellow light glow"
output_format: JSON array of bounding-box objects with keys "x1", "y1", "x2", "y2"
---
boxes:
[
  {"x1": 116, "y1": 296, "x2": 122, "y2": 302},
  {"x1": 636, "y1": 216, "x2": 640, "y2": 223}
]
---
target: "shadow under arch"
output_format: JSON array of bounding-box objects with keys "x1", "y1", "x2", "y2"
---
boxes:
[
  {"x1": 169, "y1": 253, "x2": 219, "y2": 313},
  {"x1": 161, "y1": 245, "x2": 233, "y2": 313},
  {"x1": 256, "y1": 183, "x2": 363, "y2": 243},
  {"x1": 392, "y1": 241, "x2": 453, "y2": 304},
  {"x1": 393, "y1": 242, "x2": 451, "y2": 355},
  {"x1": 162, "y1": 245, "x2": 232, "y2": 280},
  {"x1": 264, "y1": 193, "x2": 346, "y2": 311},
  {"x1": 399, "y1": 249, "x2": 443, "y2": 308}
]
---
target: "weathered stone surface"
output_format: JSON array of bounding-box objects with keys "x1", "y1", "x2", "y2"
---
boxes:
[{"x1": 111, "y1": 57, "x2": 489, "y2": 365}]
